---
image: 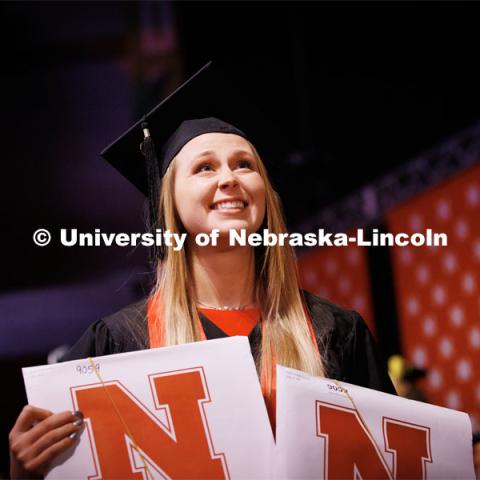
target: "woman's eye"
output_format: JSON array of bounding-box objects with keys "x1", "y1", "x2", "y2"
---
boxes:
[
  {"x1": 196, "y1": 164, "x2": 213, "y2": 173},
  {"x1": 237, "y1": 160, "x2": 252, "y2": 169}
]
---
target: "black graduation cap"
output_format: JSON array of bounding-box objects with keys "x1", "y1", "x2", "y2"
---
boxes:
[
  {"x1": 101, "y1": 61, "x2": 274, "y2": 194},
  {"x1": 100, "y1": 61, "x2": 277, "y2": 261}
]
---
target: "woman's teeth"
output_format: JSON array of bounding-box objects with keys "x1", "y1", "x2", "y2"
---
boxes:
[{"x1": 214, "y1": 201, "x2": 245, "y2": 210}]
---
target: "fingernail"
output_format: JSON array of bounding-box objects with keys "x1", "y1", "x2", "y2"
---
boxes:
[
  {"x1": 69, "y1": 431, "x2": 78, "y2": 440},
  {"x1": 73, "y1": 418, "x2": 84, "y2": 427},
  {"x1": 73, "y1": 410, "x2": 84, "y2": 419}
]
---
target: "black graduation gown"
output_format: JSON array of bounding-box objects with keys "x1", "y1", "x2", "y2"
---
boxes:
[{"x1": 62, "y1": 291, "x2": 396, "y2": 395}]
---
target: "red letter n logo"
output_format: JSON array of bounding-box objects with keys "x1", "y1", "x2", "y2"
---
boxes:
[
  {"x1": 72, "y1": 367, "x2": 229, "y2": 479},
  {"x1": 316, "y1": 401, "x2": 432, "y2": 479}
]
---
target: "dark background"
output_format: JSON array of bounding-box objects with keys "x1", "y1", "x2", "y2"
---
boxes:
[{"x1": 1, "y1": 1, "x2": 480, "y2": 475}]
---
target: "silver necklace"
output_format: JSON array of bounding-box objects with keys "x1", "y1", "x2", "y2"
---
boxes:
[{"x1": 196, "y1": 300, "x2": 255, "y2": 311}]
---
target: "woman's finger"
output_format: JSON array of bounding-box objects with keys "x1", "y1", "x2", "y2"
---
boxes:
[
  {"x1": 12, "y1": 410, "x2": 82, "y2": 450},
  {"x1": 21, "y1": 432, "x2": 81, "y2": 475},
  {"x1": 10, "y1": 405, "x2": 53, "y2": 436},
  {"x1": 24, "y1": 415, "x2": 84, "y2": 465},
  {"x1": 10, "y1": 409, "x2": 84, "y2": 478}
]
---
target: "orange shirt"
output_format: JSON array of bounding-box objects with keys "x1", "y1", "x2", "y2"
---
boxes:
[{"x1": 198, "y1": 308, "x2": 260, "y2": 337}]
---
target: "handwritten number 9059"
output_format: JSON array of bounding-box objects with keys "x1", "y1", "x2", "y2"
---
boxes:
[{"x1": 76, "y1": 364, "x2": 100, "y2": 375}]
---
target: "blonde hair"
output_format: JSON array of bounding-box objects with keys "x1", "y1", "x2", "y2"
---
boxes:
[{"x1": 150, "y1": 142, "x2": 325, "y2": 400}]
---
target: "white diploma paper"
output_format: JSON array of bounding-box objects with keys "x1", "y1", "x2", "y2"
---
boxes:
[
  {"x1": 275, "y1": 365, "x2": 475, "y2": 479},
  {"x1": 23, "y1": 337, "x2": 274, "y2": 479}
]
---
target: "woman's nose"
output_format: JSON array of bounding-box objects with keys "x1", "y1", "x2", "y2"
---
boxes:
[{"x1": 218, "y1": 168, "x2": 238, "y2": 189}]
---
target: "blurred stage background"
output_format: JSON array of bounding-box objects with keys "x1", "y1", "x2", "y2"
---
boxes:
[{"x1": 1, "y1": 1, "x2": 480, "y2": 475}]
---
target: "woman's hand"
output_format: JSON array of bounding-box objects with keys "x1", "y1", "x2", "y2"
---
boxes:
[{"x1": 9, "y1": 405, "x2": 84, "y2": 479}]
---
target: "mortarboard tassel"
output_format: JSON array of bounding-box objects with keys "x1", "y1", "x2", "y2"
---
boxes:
[{"x1": 141, "y1": 121, "x2": 162, "y2": 263}]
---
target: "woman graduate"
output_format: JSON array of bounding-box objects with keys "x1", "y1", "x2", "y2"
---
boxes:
[{"x1": 9, "y1": 63, "x2": 395, "y2": 478}]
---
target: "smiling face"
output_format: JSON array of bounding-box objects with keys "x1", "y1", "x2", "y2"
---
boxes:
[{"x1": 172, "y1": 132, "x2": 266, "y2": 239}]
